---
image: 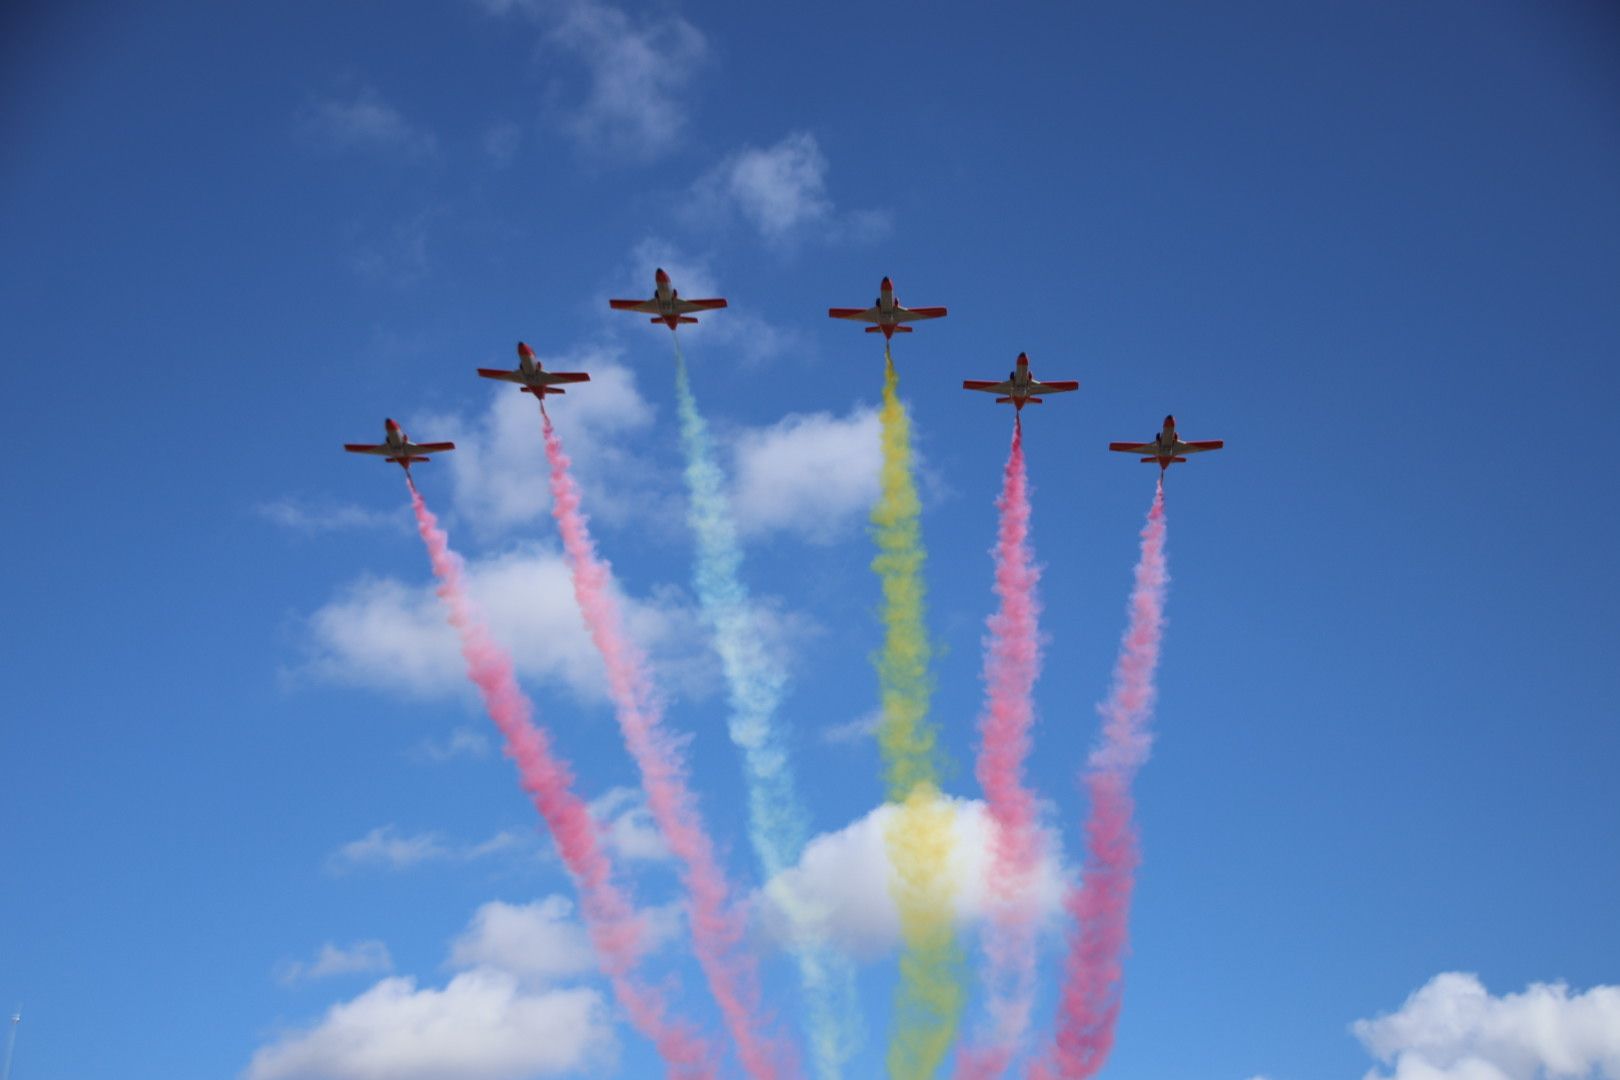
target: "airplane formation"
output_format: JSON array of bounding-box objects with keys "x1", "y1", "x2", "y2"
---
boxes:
[{"x1": 346, "y1": 268, "x2": 1224, "y2": 475}]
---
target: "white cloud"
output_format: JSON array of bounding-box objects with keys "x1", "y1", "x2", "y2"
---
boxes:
[
  {"x1": 756, "y1": 796, "x2": 1068, "y2": 959},
  {"x1": 308, "y1": 87, "x2": 437, "y2": 157},
  {"x1": 436, "y1": 350, "x2": 662, "y2": 532},
  {"x1": 690, "y1": 132, "x2": 890, "y2": 245},
  {"x1": 277, "y1": 941, "x2": 394, "y2": 986},
  {"x1": 448, "y1": 898, "x2": 597, "y2": 987},
  {"x1": 411, "y1": 727, "x2": 493, "y2": 763},
  {"x1": 589, "y1": 786, "x2": 668, "y2": 863},
  {"x1": 303, "y1": 545, "x2": 711, "y2": 703},
  {"x1": 532, "y1": 0, "x2": 707, "y2": 160},
  {"x1": 244, "y1": 969, "x2": 613, "y2": 1080},
  {"x1": 256, "y1": 497, "x2": 400, "y2": 536},
  {"x1": 731, "y1": 406, "x2": 881, "y2": 543},
  {"x1": 1354, "y1": 973, "x2": 1620, "y2": 1080}
]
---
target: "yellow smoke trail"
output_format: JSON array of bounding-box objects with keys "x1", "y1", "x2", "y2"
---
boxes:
[{"x1": 872, "y1": 346, "x2": 965, "y2": 1078}]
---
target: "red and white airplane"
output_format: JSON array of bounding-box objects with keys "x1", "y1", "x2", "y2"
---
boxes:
[
  {"x1": 344, "y1": 418, "x2": 455, "y2": 470},
  {"x1": 963, "y1": 353, "x2": 1078, "y2": 411},
  {"x1": 828, "y1": 277, "x2": 947, "y2": 340},
  {"x1": 477, "y1": 342, "x2": 590, "y2": 397},
  {"x1": 609, "y1": 268, "x2": 728, "y2": 330},
  {"x1": 1109, "y1": 415, "x2": 1224, "y2": 471}
]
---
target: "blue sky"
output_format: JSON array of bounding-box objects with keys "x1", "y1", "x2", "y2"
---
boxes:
[{"x1": 2, "y1": 2, "x2": 1618, "y2": 1077}]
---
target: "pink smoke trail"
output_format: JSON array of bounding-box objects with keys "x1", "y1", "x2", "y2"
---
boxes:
[
  {"x1": 1032, "y1": 478, "x2": 1167, "y2": 1080},
  {"x1": 406, "y1": 476, "x2": 714, "y2": 1080},
  {"x1": 955, "y1": 419, "x2": 1045, "y2": 1080},
  {"x1": 540, "y1": 414, "x2": 795, "y2": 1080}
]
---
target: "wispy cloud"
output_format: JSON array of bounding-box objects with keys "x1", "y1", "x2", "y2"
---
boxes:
[
  {"x1": 255, "y1": 497, "x2": 399, "y2": 536},
  {"x1": 689, "y1": 132, "x2": 890, "y2": 245},
  {"x1": 275, "y1": 941, "x2": 394, "y2": 986},
  {"x1": 483, "y1": 120, "x2": 523, "y2": 166},
  {"x1": 820, "y1": 711, "x2": 881, "y2": 746},
  {"x1": 349, "y1": 212, "x2": 434, "y2": 287},
  {"x1": 327, "y1": 825, "x2": 533, "y2": 873},
  {"x1": 620, "y1": 238, "x2": 805, "y2": 367},
  {"x1": 306, "y1": 87, "x2": 437, "y2": 158},
  {"x1": 409, "y1": 727, "x2": 492, "y2": 763},
  {"x1": 486, "y1": 0, "x2": 707, "y2": 161}
]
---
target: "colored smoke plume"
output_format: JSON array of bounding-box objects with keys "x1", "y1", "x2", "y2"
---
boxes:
[
  {"x1": 539, "y1": 414, "x2": 795, "y2": 1080},
  {"x1": 404, "y1": 476, "x2": 713, "y2": 1079},
  {"x1": 871, "y1": 347, "x2": 965, "y2": 1079},
  {"x1": 956, "y1": 418, "x2": 1045, "y2": 1079},
  {"x1": 1033, "y1": 481, "x2": 1168, "y2": 1080},
  {"x1": 672, "y1": 340, "x2": 862, "y2": 1080}
]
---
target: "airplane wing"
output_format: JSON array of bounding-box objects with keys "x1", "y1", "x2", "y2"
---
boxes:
[
  {"x1": 963, "y1": 379, "x2": 1012, "y2": 394},
  {"x1": 476, "y1": 368, "x2": 525, "y2": 384},
  {"x1": 609, "y1": 299, "x2": 662, "y2": 313},
  {"x1": 672, "y1": 298, "x2": 728, "y2": 314},
  {"x1": 828, "y1": 306, "x2": 881, "y2": 323},
  {"x1": 344, "y1": 443, "x2": 393, "y2": 455},
  {"x1": 1030, "y1": 381, "x2": 1079, "y2": 395},
  {"x1": 1108, "y1": 442, "x2": 1158, "y2": 454},
  {"x1": 408, "y1": 442, "x2": 456, "y2": 454},
  {"x1": 894, "y1": 306, "x2": 948, "y2": 322},
  {"x1": 547, "y1": 372, "x2": 591, "y2": 383},
  {"x1": 1180, "y1": 440, "x2": 1224, "y2": 454}
]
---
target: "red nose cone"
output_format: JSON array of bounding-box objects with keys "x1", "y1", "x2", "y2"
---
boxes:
[
  {"x1": 655, "y1": 268, "x2": 670, "y2": 283},
  {"x1": 880, "y1": 276, "x2": 893, "y2": 291},
  {"x1": 1017, "y1": 352, "x2": 1029, "y2": 366},
  {"x1": 1164, "y1": 414, "x2": 1175, "y2": 427},
  {"x1": 517, "y1": 341, "x2": 534, "y2": 358},
  {"x1": 386, "y1": 418, "x2": 399, "y2": 431}
]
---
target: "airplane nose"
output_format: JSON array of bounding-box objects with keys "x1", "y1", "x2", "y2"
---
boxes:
[
  {"x1": 1017, "y1": 352, "x2": 1029, "y2": 364},
  {"x1": 656, "y1": 268, "x2": 670, "y2": 282},
  {"x1": 1164, "y1": 414, "x2": 1175, "y2": 425},
  {"x1": 880, "y1": 276, "x2": 892, "y2": 290},
  {"x1": 517, "y1": 341, "x2": 534, "y2": 358},
  {"x1": 386, "y1": 418, "x2": 399, "y2": 430}
]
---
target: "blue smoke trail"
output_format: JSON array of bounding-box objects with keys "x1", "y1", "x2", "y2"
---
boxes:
[{"x1": 672, "y1": 339, "x2": 862, "y2": 1079}]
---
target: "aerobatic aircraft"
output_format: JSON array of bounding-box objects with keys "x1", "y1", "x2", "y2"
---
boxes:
[
  {"x1": 609, "y1": 268, "x2": 728, "y2": 330},
  {"x1": 962, "y1": 352, "x2": 1078, "y2": 411},
  {"x1": 828, "y1": 276, "x2": 947, "y2": 340},
  {"x1": 344, "y1": 419, "x2": 455, "y2": 470},
  {"x1": 477, "y1": 342, "x2": 590, "y2": 397},
  {"x1": 1109, "y1": 415, "x2": 1224, "y2": 470}
]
